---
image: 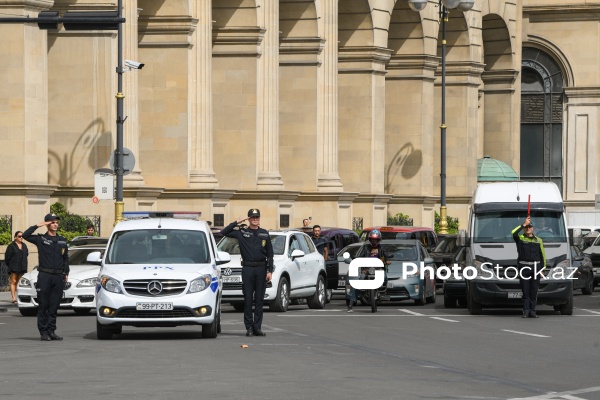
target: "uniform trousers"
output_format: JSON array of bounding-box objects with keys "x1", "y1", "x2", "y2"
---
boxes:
[
  {"x1": 241, "y1": 266, "x2": 267, "y2": 331},
  {"x1": 519, "y1": 266, "x2": 541, "y2": 315},
  {"x1": 37, "y1": 272, "x2": 64, "y2": 334}
]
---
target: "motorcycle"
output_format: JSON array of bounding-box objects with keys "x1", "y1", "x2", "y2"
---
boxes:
[{"x1": 356, "y1": 267, "x2": 387, "y2": 313}]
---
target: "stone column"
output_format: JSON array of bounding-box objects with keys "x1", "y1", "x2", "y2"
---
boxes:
[
  {"x1": 317, "y1": 0, "x2": 343, "y2": 191},
  {"x1": 123, "y1": 0, "x2": 144, "y2": 185},
  {"x1": 256, "y1": 0, "x2": 284, "y2": 189},
  {"x1": 189, "y1": 0, "x2": 218, "y2": 188}
]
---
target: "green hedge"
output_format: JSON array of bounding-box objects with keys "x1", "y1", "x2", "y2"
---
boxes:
[
  {"x1": 434, "y1": 211, "x2": 460, "y2": 234},
  {"x1": 0, "y1": 216, "x2": 11, "y2": 245}
]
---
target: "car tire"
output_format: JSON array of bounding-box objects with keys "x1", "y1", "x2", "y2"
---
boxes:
[
  {"x1": 96, "y1": 320, "x2": 113, "y2": 340},
  {"x1": 19, "y1": 307, "x2": 38, "y2": 317},
  {"x1": 559, "y1": 288, "x2": 573, "y2": 315},
  {"x1": 582, "y1": 274, "x2": 593, "y2": 295},
  {"x1": 326, "y1": 288, "x2": 332, "y2": 304},
  {"x1": 426, "y1": 285, "x2": 436, "y2": 304},
  {"x1": 269, "y1": 277, "x2": 290, "y2": 312},
  {"x1": 112, "y1": 325, "x2": 122, "y2": 335},
  {"x1": 202, "y1": 301, "x2": 219, "y2": 338},
  {"x1": 443, "y1": 292, "x2": 456, "y2": 308},
  {"x1": 231, "y1": 302, "x2": 245, "y2": 312},
  {"x1": 73, "y1": 308, "x2": 92, "y2": 315},
  {"x1": 467, "y1": 291, "x2": 483, "y2": 315},
  {"x1": 307, "y1": 275, "x2": 326, "y2": 309},
  {"x1": 217, "y1": 301, "x2": 222, "y2": 334}
]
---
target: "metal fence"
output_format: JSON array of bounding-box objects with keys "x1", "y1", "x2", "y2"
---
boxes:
[{"x1": 0, "y1": 262, "x2": 8, "y2": 291}]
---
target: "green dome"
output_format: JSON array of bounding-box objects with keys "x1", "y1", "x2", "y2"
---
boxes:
[{"x1": 477, "y1": 156, "x2": 519, "y2": 181}]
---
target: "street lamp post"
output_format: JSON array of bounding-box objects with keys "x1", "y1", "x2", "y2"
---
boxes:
[
  {"x1": 114, "y1": 0, "x2": 125, "y2": 225},
  {"x1": 408, "y1": 0, "x2": 474, "y2": 234}
]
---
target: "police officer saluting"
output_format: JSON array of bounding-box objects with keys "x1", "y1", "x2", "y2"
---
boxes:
[
  {"x1": 221, "y1": 209, "x2": 273, "y2": 337},
  {"x1": 22, "y1": 213, "x2": 69, "y2": 341},
  {"x1": 512, "y1": 215, "x2": 546, "y2": 318}
]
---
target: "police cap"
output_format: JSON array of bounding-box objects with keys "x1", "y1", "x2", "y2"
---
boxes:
[
  {"x1": 248, "y1": 209, "x2": 261, "y2": 218},
  {"x1": 44, "y1": 213, "x2": 60, "y2": 222}
]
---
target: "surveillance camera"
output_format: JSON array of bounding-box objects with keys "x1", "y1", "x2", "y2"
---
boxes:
[{"x1": 124, "y1": 60, "x2": 144, "y2": 70}]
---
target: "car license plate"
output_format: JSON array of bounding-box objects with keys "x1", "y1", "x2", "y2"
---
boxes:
[
  {"x1": 223, "y1": 276, "x2": 241, "y2": 283},
  {"x1": 338, "y1": 279, "x2": 345, "y2": 287},
  {"x1": 136, "y1": 302, "x2": 173, "y2": 311},
  {"x1": 508, "y1": 292, "x2": 522, "y2": 298},
  {"x1": 387, "y1": 282, "x2": 394, "y2": 288}
]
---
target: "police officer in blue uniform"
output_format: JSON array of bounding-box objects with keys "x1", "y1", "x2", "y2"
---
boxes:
[
  {"x1": 221, "y1": 209, "x2": 273, "y2": 337},
  {"x1": 22, "y1": 213, "x2": 69, "y2": 341}
]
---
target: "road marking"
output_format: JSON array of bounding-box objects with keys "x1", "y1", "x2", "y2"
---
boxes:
[
  {"x1": 429, "y1": 317, "x2": 459, "y2": 322},
  {"x1": 509, "y1": 385, "x2": 600, "y2": 399},
  {"x1": 398, "y1": 309, "x2": 425, "y2": 316},
  {"x1": 576, "y1": 308, "x2": 600, "y2": 315},
  {"x1": 501, "y1": 329, "x2": 550, "y2": 338}
]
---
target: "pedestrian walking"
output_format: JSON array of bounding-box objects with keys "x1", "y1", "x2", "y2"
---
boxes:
[
  {"x1": 512, "y1": 215, "x2": 546, "y2": 318},
  {"x1": 22, "y1": 213, "x2": 69, "y2": 341},
  {"x1": 5, "y1": 231, "x2": 29, "y2": 304},
  {"x1": 221, "y1": 209, "x2": 273, "y2": 337}
]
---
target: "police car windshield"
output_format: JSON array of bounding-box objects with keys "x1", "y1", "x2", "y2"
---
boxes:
[
  {"x1": 106, "y1": 229, "x2": 210, "y2": 264},
  {"x1": 218, "y1": 235, "x2": 285, "y2": 256},
  {"x1": 474, "y1": 211, "x2": 566, "y2": 243}
]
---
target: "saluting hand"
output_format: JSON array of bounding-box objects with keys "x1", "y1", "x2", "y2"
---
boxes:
[{"x1": 236, "y1": 216, "x2": 249, "y2": 225}]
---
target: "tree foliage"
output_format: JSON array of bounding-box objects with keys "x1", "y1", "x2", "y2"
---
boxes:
[
  {"x1": 387, "y1": 212, "x2": 413, "y2": 226},
  {"x1": 434, "y1": 211, "x2": 460, "y2": 234},
  {"x1": 50, "y1": 202, "x2": 94, "y2": 241}
]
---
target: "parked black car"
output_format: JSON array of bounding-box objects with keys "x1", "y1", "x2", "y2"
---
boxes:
[
  {"x1": 443, "y1": 246, "x2": 467, "y2": 308},
  {"x1": 571, "y1": 245, "x2": 594, "y2": 295},
  {"x1": 429, "y1": 234, "x2": 458, "y2": 288}
]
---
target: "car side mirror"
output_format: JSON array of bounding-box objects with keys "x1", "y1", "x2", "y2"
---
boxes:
[
  {"x1": 291, "y1": 249, "x2": 305, "y2": 261},
  {"x1": 216, "y1": 251, "x2": 231, "y2": 265},
  {"x1": 423, "y1": 257, "x2": 434, "y2": 265},
  {"x1": 457, "y1": 230, "x2": 467, "y2": 247},
  {"x1": 86, "y1": 251, "x2": 102, "y2": 265}
]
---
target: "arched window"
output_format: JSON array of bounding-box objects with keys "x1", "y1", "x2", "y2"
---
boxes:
[{"x1": 520, "y1": 48, "x2": 564, "y2": 193}]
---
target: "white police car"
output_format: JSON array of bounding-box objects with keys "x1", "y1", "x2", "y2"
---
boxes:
[{"x1": 87, "y1": 212, "x2": 230, "y2": 339}]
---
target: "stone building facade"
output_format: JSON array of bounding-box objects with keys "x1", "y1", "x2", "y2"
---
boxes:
[{"x1": 1, "y1": 0, "x2": 599, "y2": 236}]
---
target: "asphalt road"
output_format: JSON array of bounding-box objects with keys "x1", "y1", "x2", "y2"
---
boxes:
[{"x1": 1, "y1": 290, "x2": 600, "y2": 400}]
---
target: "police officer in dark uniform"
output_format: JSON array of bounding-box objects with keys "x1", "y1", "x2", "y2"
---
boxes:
[
  {"x1": 221, "y1": 209, "x2": 273, "y2": 337},
  {"x1": 22, "y1": 213, "x2": 69, "y2": 341},
  {"x1": 512, "y1": 215, "x2": 546, "y2": 318}
]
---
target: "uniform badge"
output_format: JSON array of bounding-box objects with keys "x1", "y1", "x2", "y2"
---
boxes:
[{"x1": 262, "y1": 240, "x2": 266, "y2": 247}]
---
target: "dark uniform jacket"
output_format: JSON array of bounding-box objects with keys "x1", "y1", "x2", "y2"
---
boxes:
[
  {"x1": 5, "y1": 241, "x2": 28, "y2": 273},
  {"x1": 22, "y1": 225, "x2": 69, "y2": 275},
  {"x1": 221, "y1": 222, "x2": 274, "y2": 273},
  {"x1": 512, "y1": 225, "x2": 546, "y2": 269},
  {"x1": 360, "y1": 243, "x2": 391, "y2": 272}
]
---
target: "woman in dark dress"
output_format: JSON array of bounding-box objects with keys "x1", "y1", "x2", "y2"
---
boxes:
[{"x1": 5, "y1": 231, "x2": 28, "y2": 303}]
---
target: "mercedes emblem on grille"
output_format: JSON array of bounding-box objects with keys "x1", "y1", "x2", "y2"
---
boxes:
[
  {"x1": 147, "y1": 280, "x2": 163, "y2": 295},
  {"x1": 223, "y1": 268, "x2": 233, "y2": 276}
]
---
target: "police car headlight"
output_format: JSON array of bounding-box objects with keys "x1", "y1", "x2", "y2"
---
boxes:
[
  {"x1": 100, "y1": 276, "x2": 123, "y2": 294},
  {"x1": 19, "y1": 277, "x2": 31, "y2": 287},
  {"x1": 188, "y1": 275, "x2": 211, "y2": 293},
  {"x1": 76, "y1": 278, "x2": 97, "y2": 288}
]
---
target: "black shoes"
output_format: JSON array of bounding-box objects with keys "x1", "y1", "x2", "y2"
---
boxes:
[
  {"x1": 253, "y1": 329, "x2": 266, "y2": 337},
  {"x1": 49, "y1": 333, "x2": 63, "y2": 341},
  {"x1": 529, "y1": 312, "x2": 539, "y2": 318},
  {"x1": 40, "y1": 334, "x2": 52, "y2": 341},
  {"x1": 522, "y1": 310, "x2": 528, "y2": 318},
  {"x1": 246, "y1": 328, "x2": 253, "y2": 337}
]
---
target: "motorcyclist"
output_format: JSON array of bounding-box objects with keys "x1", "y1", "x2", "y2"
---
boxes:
[{"x1": 346, "y1": 229, "x2": 390, "y2": 312}]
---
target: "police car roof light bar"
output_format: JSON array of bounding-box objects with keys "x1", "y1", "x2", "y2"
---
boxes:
[{"x1": 122, "y1": 211, "x2": 202, "y2": 220}]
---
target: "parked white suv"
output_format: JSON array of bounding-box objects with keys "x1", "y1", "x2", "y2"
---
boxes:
[
  {"x1": 217, "y1": 229, "x2": 327, "y2": 312},
  {"x1": 87, "y1": 212, "x2": 230, "y2": 339}
]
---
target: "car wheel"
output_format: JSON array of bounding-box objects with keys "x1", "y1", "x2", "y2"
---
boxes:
[
  {"x1": 96, "y1": 320, "x2": 113, "y2": 340},
  {"x1": 307, "y1": 275, "x2": 326, "y2": 309},
  {"x1": 202, "y1": 301, "x2": 219, "y2": 338},
  {"x1": 217, "y1": 300, "x2": 222, "y2": 334},
  {"x1": 559, "y1": 288, "x2": 573, "y2": 315},
  {"x1": 269, "y1": 277, "x2": 290, "y2": 312},
  {"x1": 467, "y1": 291, "x2": 482, "y2": 315},
  {"x1": 443, "y1": 292, "x2": 456, "y2": 308},
  {"x1": 426, "y1": 285, "x2": 436, "y2": 304},
  {"x1": 73, "y1": 308, "x2": 92, "y2": 315},
  {"x1": 19, "y1": 307, "x2": 38, "y2": 317},
  {"x1": 231, "y1": 302, "x2": 245, "y2": 312},
  {"x1": 582, "y1": 274, "x2": 593, "y2": 295},
  {"x1": 325, "y1": 288, "x2": 332, "y2": 304},
  {"x1": 112, "y1": 325, "x2": 122, "y2": 335}
]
